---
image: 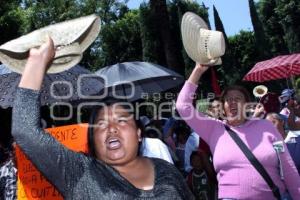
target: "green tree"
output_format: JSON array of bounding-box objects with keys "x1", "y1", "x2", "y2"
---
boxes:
[
  {"x1": 227, "y1": 31, "x2": 258, "y2": 85},
  {"x1": 21, "y1": 0, "x2": 82, "y2": 31},
  {"x1": 212, "y1": 5, "x2": 232, "y2": 88},
  {"x1": 275, "y1": 0, "x2": 300, "y2": 52},
  {"x1": 173, "y1": 0, "x2": 210, "y2": 74},
  {"x1": 0, "y1": 0, "x2": 26, "y2": 45},
  {"x1": 97, "y1": 10, "x2": 143, "y2": 69},
  {"x1": 20, "y1": 0, "x2": 131, "y2": 71},
  {"x1": 213, "y1": 5, "x2": 229, "y2": 47},
  {"x1": 139, "y1": 0, "x2": 210, "y2": 76},
  {"x1": 175, "y1": 1, "x2": 217, "y2": 95},
  {"x1": 248, "y1": 0, "x2": 271, "y2": 60},
  {"x1": 95, "y1": 0, "x2": 129, "y2": 24},
  {"x1": 149, "y1": 0, "x2": 185, "y2": 75},
  {"x1": 258, "y1": 0, "x2": 289, "y2": 55},
  {"x1": 21, "y1": 0, "x2": 128, "y2": 26},
  {"x1": 139, "y1": 3, "x2": 166, "y2": 65}
]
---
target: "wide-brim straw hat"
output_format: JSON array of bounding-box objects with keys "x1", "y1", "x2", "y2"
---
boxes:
[
  {"x1": 181, "y1": 12, "x2": 225, "y2": 66},
  {"x1": 0, "y1": 14, "x2": 101, "y2": 74},
  {"x1": 253, "y1": 85, "x2": 268, "y2": 98}
]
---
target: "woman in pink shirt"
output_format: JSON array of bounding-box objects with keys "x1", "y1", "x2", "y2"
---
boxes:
[{"x1": 176, "y1": 63, "x2": 300, "y2": 200}]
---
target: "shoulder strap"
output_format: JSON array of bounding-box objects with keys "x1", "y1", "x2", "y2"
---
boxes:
[{"x1": 224, "y1": 125, "x2": 281, "y2": 200}]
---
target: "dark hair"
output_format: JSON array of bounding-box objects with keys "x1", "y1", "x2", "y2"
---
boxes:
[
  {"x1": 208, "y1": 97, "x2": 222, "y2": 109},
  {"x1": 87, "y1": 97, "x2": 143, "y2": 157},
  {"x1": 208, "y1": 96, "x2": 221, "y2": 103},
  {"x1": 220, "y1": 85, "x2": 251, "y2": 103},
  {"x1": 144, "y1": 127, "x2": 161, "y2": 139},
  {"x1": 190, "y1": 151, "x2": 202, "y2": 165}
]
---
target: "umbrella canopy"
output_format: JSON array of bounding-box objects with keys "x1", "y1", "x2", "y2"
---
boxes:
[
  {"x1": 243, "y1": 53, "x2": 300, "y2": 82},
  {"x1": 0, "y1": 64, "x2": 11, "y2": 75},
  {"x1": 0, "y1": 64, "x2": 104, "y2": 108},
  {"x1": 95, "y1": 61, "x2": 184, "y2": 101}
]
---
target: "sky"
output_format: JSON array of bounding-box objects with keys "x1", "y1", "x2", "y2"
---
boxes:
[{"x1": 127, "y1": 0, "x2": 258, "y2": 36}]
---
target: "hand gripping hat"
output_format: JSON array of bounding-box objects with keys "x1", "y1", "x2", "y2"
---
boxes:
[
  {"x1": 181, "y1": 12, "x2": 225, "y2": 65},
  {"x1": 0, "y1": 14, "x2": 100, "y2": 74}
]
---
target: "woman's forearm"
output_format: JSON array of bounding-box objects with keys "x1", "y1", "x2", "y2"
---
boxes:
[
  {"x1": 18, "y1": 58, "x2": 47, "y2": 90},
  {"x1": 187, "y1": 63, "x2": 208, "y2": 85},
  {"x1": 176, "y1": 64, "x2": 217, "y2": 144}
]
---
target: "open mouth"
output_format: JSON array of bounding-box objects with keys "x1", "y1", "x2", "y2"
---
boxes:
[
  {"x1": 106, "y1": 137, "x2": 121, "y2": 150},
  {"x1": 230, "y1": 107, "x2": 237, "y2": 113}
]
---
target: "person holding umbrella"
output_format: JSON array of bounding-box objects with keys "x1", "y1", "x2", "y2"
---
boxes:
[
  {"x1": 176, "y1": 63, "x2": 300, "y2": 200},
  {"x1": 11, "y1": 37, "x2": 194, "y2": 199}
]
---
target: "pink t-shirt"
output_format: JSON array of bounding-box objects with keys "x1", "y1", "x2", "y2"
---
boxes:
[{"x1": 176, "y1": 81, "x2": 300, "y2": 200}]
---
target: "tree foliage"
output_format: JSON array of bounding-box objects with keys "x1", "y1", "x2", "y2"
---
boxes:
[
  {"x1": 275, "y1": 0, "x2": 300, "y2": 53},
  {"x1": 18, "y1": 0, "x2": 131, "y2": 71},
  {"x1": 139, "y1": 1, "x2": 209, "y2": 75},
  {"x1": 227, "y1": 31, "x2": 258, "y2": 85},
  {"x1": 148, "y1": 0, "x2": 185, "y2": 75},
  {"x1": 213, "y1": 5, "x2": 229, "y2": 47},
  {"x1": 0, "y1": 0, "x2": 26, "y2": 45},
  {"x1": 248, "y1": 0, "x2": 271, "y2": 60},
  {"x1": 98, "y1": 10, "x2": 143, "y2": 68},
  {"x1": 163, "y1": 0, "x2": 210, "y2": 79},
  {"x1": 0, "y1": 0, "x2": 300, "y2": 91},
  {"x1": 213, "y1": 5, "x2": 232, "y2": 88},
  {"x1": 258, "y1": 0, "x2": 289, "y2": 55},
  {"x1": 139, "y1": 3, "x2": 166, "y2": 66}
]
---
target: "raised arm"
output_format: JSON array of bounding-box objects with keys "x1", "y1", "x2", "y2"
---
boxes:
[
  {"x1": 176, "y1": 63, "x2": 221, "y2": 144},
  {"x1": 12, "y1": 37, "x2": 86, "y2": 194},
  {"x1": 186, "y1": 63, "x2": 209, "y2": 85},
  {"x1": 18, "y1": 36, "x2": 55, "y2": 90}
]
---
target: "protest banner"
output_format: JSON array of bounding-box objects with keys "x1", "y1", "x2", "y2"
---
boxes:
[{"x1": 16, "y1": 124, "x2": 88, "y2": 200}]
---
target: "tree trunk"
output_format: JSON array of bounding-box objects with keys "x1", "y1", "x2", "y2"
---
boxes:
[
  {"x1": 150, "y1": 0, "x2": 185, "y2": 76},
  {"x1": 248, "y1": 0, "x2": 272, "y2": 60}
]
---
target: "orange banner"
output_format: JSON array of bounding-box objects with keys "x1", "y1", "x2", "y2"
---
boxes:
[{"x1": 16, "y1": 124, "x2": 89, "y2": 200}]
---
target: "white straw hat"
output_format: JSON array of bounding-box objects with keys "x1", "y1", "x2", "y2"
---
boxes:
[
  {"x1": 181, "y1": 12, "x2": 225, "y2": 65},
  {"x1": 0, "y1": 14, "x2": 101, "y2": 74},
  {"x1": 253, "y1": 85, "x2": 268, "y2": 98}
]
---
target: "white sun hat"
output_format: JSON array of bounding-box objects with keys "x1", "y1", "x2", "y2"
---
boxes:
[
  {"x1": 0, "y1": 14, "x2": 101, "y2": 74},
  {"x1": 181, "y1": 12, "x2": 225, "y2": 65}
]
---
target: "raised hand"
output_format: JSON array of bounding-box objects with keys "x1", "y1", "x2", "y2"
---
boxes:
[
  {"x1": 253, "y1": 103, "x2": 265, "y2": 118},
  {"x1": 19, "y1": 36, "x2": 56, "y2": 90},
  {"x1": 187, "y1": 62, "x2": 209, "y2": 85},
  {"x1": 28, "y1": 35, "x2": 55, "y2": 70},
  {"x1": 195, "y1": 62, "x2": 209, "y2": 74}
]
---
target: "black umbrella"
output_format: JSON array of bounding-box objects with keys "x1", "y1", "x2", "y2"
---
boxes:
[
  {"x1": 0, "y1": 64, "x2": 11, "y2": 75},
  {"x1": 0, "y1": 64, "x2": 104, "y2": 108},
  {"x1": 95, "y1": 61, "x2": 184, "y2": 101}
]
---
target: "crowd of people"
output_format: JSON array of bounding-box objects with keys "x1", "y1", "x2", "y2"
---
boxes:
[{"x1": 0, "y1": 38, "x2": 300, "y2": 200}]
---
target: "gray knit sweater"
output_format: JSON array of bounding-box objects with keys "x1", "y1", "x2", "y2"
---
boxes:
[{"x1": 12, "y1": 88, "x2": 194, "y2": 200}]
